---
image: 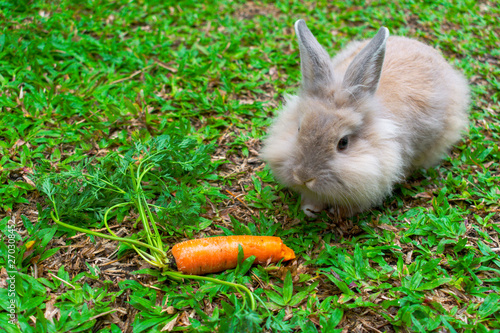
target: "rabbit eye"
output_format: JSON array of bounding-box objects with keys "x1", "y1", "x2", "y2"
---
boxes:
[{"x1": 337, "y1": 136, "x2": 349, "y2": 151}]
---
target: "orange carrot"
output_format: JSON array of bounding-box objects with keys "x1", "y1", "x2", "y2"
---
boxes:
[{"x1": 171, "y1": 236, "x2": 295, "y2": 275}]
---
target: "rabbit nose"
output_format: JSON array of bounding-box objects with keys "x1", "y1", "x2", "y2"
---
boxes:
[
  {"x1": 292, "y1": 171, "x2": 316, "y2": 189},
  {"x1": 305, "y1": 178, "x2": 316, "y2": 189}
]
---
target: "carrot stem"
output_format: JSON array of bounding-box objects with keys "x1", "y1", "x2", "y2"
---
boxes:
[
  {"x1": 83, "y1": 173, "x2": 127, "y2": 196},
  {"x1": 50, "y1": 211, "x2": 167, "y2": 257},
  {"x1": 103, "y1": 201, "x2": 133, "y2": 238},
  {"x1": 131, "y1": 162, "x2": 163, "y2": 251},
  {"x1": 143, "y1": 195, "x2": 162, "y2": 249},
  {"x1": 163, "y1": 271, "x2": 256, "y2": 311}
]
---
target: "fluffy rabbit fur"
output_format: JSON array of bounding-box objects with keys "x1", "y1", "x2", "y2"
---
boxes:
[{"x1": 260, "y1": 20, "x2": 469, "y2": 217}]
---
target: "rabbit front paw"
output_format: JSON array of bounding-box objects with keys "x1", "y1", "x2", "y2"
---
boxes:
[{"x1": 301, "y1": 195, "x2": 325, "y2": 217}]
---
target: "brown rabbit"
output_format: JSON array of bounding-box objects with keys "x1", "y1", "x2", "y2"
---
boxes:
[{"x1": 260, "y1": 20, "x2": 469, "y2": 217}]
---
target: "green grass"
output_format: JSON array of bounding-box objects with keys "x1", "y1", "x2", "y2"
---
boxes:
[{"x1": 1, "y1": 0, "x2": 499, "y2": 332}]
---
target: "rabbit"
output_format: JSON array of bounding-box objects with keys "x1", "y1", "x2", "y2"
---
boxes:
[{"x1": 260, "y1": 20, "x2": 470, "y2": 217}]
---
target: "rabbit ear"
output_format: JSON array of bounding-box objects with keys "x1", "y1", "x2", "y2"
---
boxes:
[
  {"x1": 295, "y1": 19, "x2": 335, "y2": 97},
  {"x1": 343, "y1": 27, "x2": 389, "y2": 101}
]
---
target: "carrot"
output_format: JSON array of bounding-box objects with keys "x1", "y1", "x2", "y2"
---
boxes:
[{"x1": 171, "y1": 235, "x2": 296, "y2": 275}]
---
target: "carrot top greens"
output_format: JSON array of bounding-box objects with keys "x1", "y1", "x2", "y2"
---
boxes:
[
  {"x1": 37, "y1": 131, "x2": 261, "y2": 315},
  {"x1": 37, "y1": 128, "x2": 219, "y2": 238}
]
